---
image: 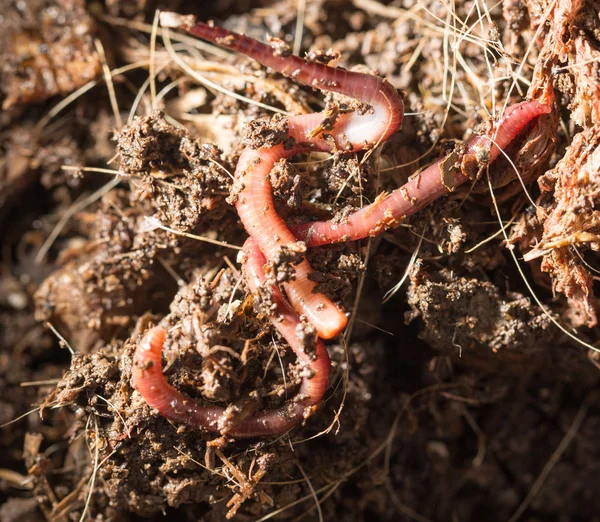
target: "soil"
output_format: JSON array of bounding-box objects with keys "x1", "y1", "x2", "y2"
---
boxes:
[{"x1": 1, "y1": 0, "x2": 599, "y2": 521}]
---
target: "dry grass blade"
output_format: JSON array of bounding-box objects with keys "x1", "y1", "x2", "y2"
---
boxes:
[
  {"x1": 127, "y1": 59, "x2": 172, "y2": 123},
  {"x1": 78, "y1": 416, "x2": 99, "y2": 522},
  {"x1": 50, "y1": 474, "x2": 88, "y2": 521},
  {"x1": 507, "y1": 397, "x2": 591, "y2": 522},
  {"x1": 162, "y1": 28, "x2": 289, "y2": 116},
  {"x1": 44, "y1": 322, "x2": 75, "y2": 355},
  {"x1": 99, "y1": 14, "x2": 232, "y2": 59},
  {"x1": 382, "y1": 230, "x2": 424, "y2": 303},
  {"x1": 293, "y1": 0, "x2": 307, "y2": 56},
  {"x1": 523, "y1": 231, "x2": 600, "y2": 262},
  {"x1": 35, "y1": 176, "x2": 122, "y2": 264},
  {"x1": 149, "y1": 10, "x2": 160, "y2": 110},
  {"x1": 0, "y1": 407, "x2": 42, "y2": 429},
  {"x1": 294, "y1": 458, "x2": 323, "y2": 522},
  {"x1": 36, "y1": 60, "x2": 152, "y2": 131},
  {"x1": 20, "y1": 379, "x2": 60, "y2": 387},
  {"x1": 94, "y1": 39, "x2": 123, "y2": 130},
  {"x1": 465, "y1": 211, "x2": 519, "y2": 253},
  {"x1": 0, "y1": 469, "x2": 34, "y2": 489},
  {"x1": 142, "y1": 216, "x2": 242, "y2": 250}
]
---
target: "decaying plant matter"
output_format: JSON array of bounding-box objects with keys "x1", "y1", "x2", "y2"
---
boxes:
[
  {"x1": 2, "y1": 0, "x2": 599, "y2": 520},
  {"x1": 510, "y1": 0, "x2": 600, "y2": 328}
]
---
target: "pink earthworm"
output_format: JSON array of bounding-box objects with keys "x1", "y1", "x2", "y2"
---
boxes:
[
  {"x1": 132, "y1": 238, "x2": 331, "y2": 438},
  {"x1": 293, "y1": 100, "x2": 553, "y2": 246},
  {"x1": 161, "y1": 13, "x2": 405, "y2": 339},
  {"x1": 137, "y1": 15, "x2": 555, "y2": 439}
]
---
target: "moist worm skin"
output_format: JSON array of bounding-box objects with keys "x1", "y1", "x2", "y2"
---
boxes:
[
  {"x1": 292, "y1": 101, "x2": 552, "y2": 246},
  {"x1": 132, "y1": 238, "x2": 332, "y2": 438},
  {"x1": 171, "y1": 17, "x2": 405, "y2": 339},
  {"x1": 149, "y1": 15, "x2": 552, "y2": 438}
]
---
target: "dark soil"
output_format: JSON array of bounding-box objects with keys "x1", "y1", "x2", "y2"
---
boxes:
[{"x1": 1, "y1": 0, "x2": 599, "y2": 521}]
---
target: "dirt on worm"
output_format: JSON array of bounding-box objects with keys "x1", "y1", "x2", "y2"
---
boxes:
[{"x1": 1, "y1": 0, "x2": 600, "y2": 521}]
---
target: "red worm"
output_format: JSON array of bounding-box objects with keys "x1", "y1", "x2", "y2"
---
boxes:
[
  {"x1": 161, "y1": 13, "x2": 405, "y2": 339},
  {"x1": 132, "y1": 238, "x2": 332, "y2": 438},
  {"x1": 148, "y1": 15, "x2": 552, "y2": 438},
  {"x1": 293, "y1": 101, "x2": 552, "y2": 246}
]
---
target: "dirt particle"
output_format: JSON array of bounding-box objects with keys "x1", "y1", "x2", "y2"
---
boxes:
[{"x1": 243, "y1": 112, "x2": 289, "y2": 149}]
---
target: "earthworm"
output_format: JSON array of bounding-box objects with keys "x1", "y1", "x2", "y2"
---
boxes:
[
  {"x1": 132, "y1": 238, "x2": 331, "y2": 438},
  {"x1": 161, "y1": 13, "x2": 405, "y2": 339},
  {"x1": 293, "y1": 100, "x2": 553, "y2": 246},
  {"x1": 137, "y1": 15, "x2": 554, "y2": 439}
]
